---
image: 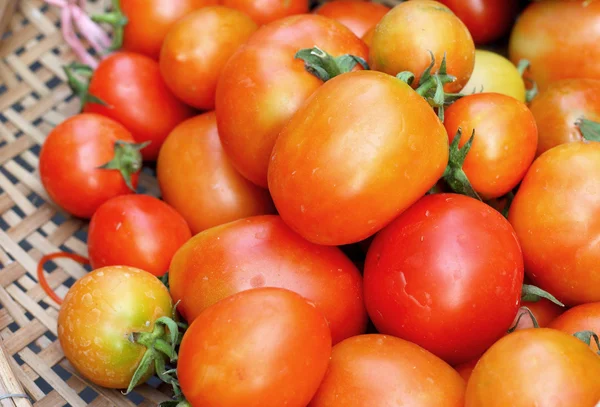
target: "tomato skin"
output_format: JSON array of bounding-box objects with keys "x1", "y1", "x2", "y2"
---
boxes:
[
  {"x1": 169, "y1": 215, "x2": 366, "y2": 344},
  {"x1": 177, "y1": 287, "x2": 331, "y2": 407},
  {"x1": 314, "y1": 0, "x2": 390, "y2": 38},
  {"x1": 548, "y1": 302, "x2": 600, "y2": 353},
  {"x1": 529, "y1": 79, "x2": 600, "y2": 157},
  {"x1": 57, "y1": 266, "x2": 173, "y2": 389},
  {"x1": 309, "y1": 334, "x2": 465, "y2": 407},
  {"x1": 465, "y1": 328, "x2": 600, "y2": 407},
  {"x1": 443, "y1": 93, "x2": 538, "y2": 199},
  {"x1": 222, "y1": 0, "x2": 309, "y2": 25},
  {"x1": 268, "y1": 70, "x2": 448, "y2": 246},
  {"x1": 157, "y1": 113, "x2": 274, "y2": 235},
  {"x1": 88, "y1": 195, "x2": 192, "y2": 277},
  {"x1": 84, "y1": 52, "x2": 194, "y2": 161},
  {"x1": 508, "y1": 142, "x2": 600, "y2": 306},
  {"x1": 364, "y1": 193, "x2": 524, "y2": 366},
  {"x1": 216, "y1": 14, "x2": 368, "y2": 187},
  {"x1": 39, "y1": 113, "x2": 138, "y2": 219},
  {"x1": 159, "y1": 7, "x2": 258, "y2": 110}
]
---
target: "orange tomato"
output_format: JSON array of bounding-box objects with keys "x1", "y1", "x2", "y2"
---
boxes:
[
  {"x1": 548, "y1": 302, "x2": 600, "y2": 353},
  {"x1": 222, "y1": 0, "x2": 309, "y2": 25}
]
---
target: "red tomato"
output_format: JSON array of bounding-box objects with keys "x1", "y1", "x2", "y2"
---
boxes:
[
  {"x1": 369, "y1": 0, "x2": 474, "y2": 93},
  {"x1": 84, "y1": 52, "x2": 194, "y2": 161},
  {"x1": 216, "y1": 14, "x2": 368, "y2": 187},
  {"x1": 222, "y1": 0, "x2": 309, "y2": 25},
  {"x1": 268, "y1": 70, "x2": 448, "y2": 246},
  {"x1": 314, "y1": 0, "x2": 390, "y2": 38},
  {"x1": 548, "y1": 302, "x2": 600, "y2": 353},
  {"x1": 509, "y1": 0, "x2": 600, "y2": 90},
  {"x1": 88, "y1": 195, "x2": 192, "y2": 277},
  {"x1": 169, "y1": 215, "x2": 366, "y2": 344},
  {"x1": 156, "y1": 113, "x2": 274, "y2": 235},
  {"x1": 39, "y1": 113, "x2": 139, "y2": 219},
  {"x1": 309, "y1": 334, "x2": 465, "y2": 407},
  {"x1": 364, "y1": 193, "x2": 524, "y2": 365},
  {"x1": 177, "y1": 288, "x2": 331, "y2": 407},
  {"x1": 159, "y1": 7, "x2": 258, "y2": 110},
  {"x1": 508, "y1": 142, "x2": 600, "y2": 306}
]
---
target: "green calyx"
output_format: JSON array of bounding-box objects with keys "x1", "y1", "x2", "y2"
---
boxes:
[
  {"x1": 576, "y1": 117, "x2": 600, "y2": 142},
  {"x1": 295, "y1": 46, "x2": 369, "y2": 82},
  {"x1": 98, "y1": 140, "x2": 149, "y2": 192},
  {"x1": 507, "y1": 306, "x2": 540, "y2": 334},
  {"x1": 63, "y1": 63, "x2": 108, "y2": 111},
  {"x1": 521, "y1": 284, "x2": 565, "y2": 307},
  {"x1": 516, "y1": 59, "x2": 538, "y2": 103},
  {"x1": 441, "y1": 128, "x2": 481, "y2": 201},
  {"x1": 573, "y1": 331, "x2": 600, "y2": 355},
  {"x1": 91, "y1": 0, "x2": 127, "y2": 51}
]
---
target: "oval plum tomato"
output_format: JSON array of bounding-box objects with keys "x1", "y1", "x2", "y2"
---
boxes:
[
  {"x1": 177, "y1": 288, "x2": 331, "y2": 407},
  {"x1": 465, "y1": 328, "x2": 600, "y2": 407},
  {"x1": 548, "y1": 303, "x2": 600, "y2": 353},
  {"x1": 169, "y1": 215, "x2": 366, "y2": 344},
  {"x1": 309, "y1": 334, "x2": 465, "y2": 407},
  {"x1": 314, "y1": 0, "x2": 390, "y2": 38},
  {"x1": 156, "y1": 113, "x2": 274, "y2": 235},
  {"x1": 82, "y1": 52, "x2": 194, "y2": 161},
  {"x1": 443, "y1": 93, "x2": 538, "y2": 199},
  {"x1": 159, "y1": 7, "x2": 258, "y2": 110},
  {"x1": 509, "y1": 0, "x2": 600, "y2": 91},
  {"x1": 39, "y1": 113, "x2": 140, "y2": 219},
  {"x1": 88, "y1": 195, "x2": 192, "y2": 277},
  {"x1": 222, "y1": 0, "x2": 309, "y2": 25},
  {"x1": 364, "y1": 193, "x2": 524, "y2": 365},
  {"x1": 369, "y1": 0, "x2": 474, "y2": 93},
  {"x1": 508, "y1": 142, "x2": 600, "y2": 306},
  {"x1": 58, "y1": 266, "x2": 174, "y2": 389},
  {"x1": 528, "y1": 79, "x2": 600, "y2": 157},
  {"x1": 216, "y1": 14, "x2": 368, "y2": 187},
  {"x1": 268, "y1": 70, "x2": 448, "y2": 246}
]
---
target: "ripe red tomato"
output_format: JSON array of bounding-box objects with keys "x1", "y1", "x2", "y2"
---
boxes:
[
  {"x1": 216, "y1": 14, "x2": 368, "y2": 187},
  {"x1": 364, "y1": 193, "x2": 524, "y2": 365},
  {"x1": 39, "y1": 113, "x2": 139, "y2": 219},
  {"x1": 84, "y1": 52, "x2": 194, "y2": 161},
  {"x1": 268, "y1": 70, "x2": 448, "y2": 246},
  {"x1": 309, "y1": 334, "x2": 465, "y2": 407},
  {"x1": 159, "y1": 7, "x2": 258, "y2": 110},
  {"x1": 314, "y1": 0, "x2": 390, "y2": 38},
  {"x1": 177, "y1": 288, "x2": 331, "y2": 407},
  {"x1": 222, "y1": 0, "x2": 309, "y2": 25},
  {"x1": 548, "y1": 302, "x2": 600, "y2": 353},
  {"x1": 88, "y1": 195, "x2": 192, "y2": 277},
  {"x1": 369, "y1": 0, "x2": 474, "y2": 93},
  {"x1": 508, "y1": 142, "x2": 600, "y2": 306},
  {"x1": 169, "y1": 215, "x2": 366, "y2": 344},
  {"x1": 156, "y1": 113, "x2": 274, "y2": 235}
]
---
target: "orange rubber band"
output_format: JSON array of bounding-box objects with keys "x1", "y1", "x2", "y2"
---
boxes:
[{"x1": 37, "y1": 252, "x2": 90, "y2": 306}]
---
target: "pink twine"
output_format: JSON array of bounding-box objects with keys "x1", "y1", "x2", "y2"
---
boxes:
[{"x1": 45, "y1": 0, "x2": 112, "y2": 68}]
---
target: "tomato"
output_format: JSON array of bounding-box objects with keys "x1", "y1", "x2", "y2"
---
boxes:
[
  {"x1": 443, "y1": 93, "x2": 538, "y2": 199},
  {"x1": 222, "y1": 0, "x2": 309, "y2": 25},
  {"x1": 84, "y1": 52, "x2": 194, "y2": 161},
  {"x1": 314, "y1": 0, "x2": 390, "y2": 38},
  {"x1": 216, "y1": 14, "x2": 368, "y2": 187},
  {"x1": 522, "y1": 299, "x2": 564, "y2": 328},
  {"x1": 465, "y1": 328, "x2": 600, "y2": 407},
  {"x1": 58, "y1": 266, "x2": 173, "y2": 389},
  {"x1": 508, "y1": 0, "x2": 600, "y2": 91},
  {"x1": 88, "y1": 195, "x2": 192, "y2": 277},
  {"x1": 369, "y1": 0, "x2": 474, "y2": 93},
  {"x1": 39, "y1": 113, "x2": 140, "y2": 219},
  {"x1": 177, "y1": 288, "x2": 331, "y2": 407},
  {"x1": 169, "y1": 215, "x2": 366, "y2": 344},
  {"x1": 309, "y1": 334, "x2": 465, "y2": 407},
  {"x1": 528, "y1": 79, "x2": 600, "y2": 157},
  {"x1": 508, "y1": 142, "x2": 600, "y2": 306},
  {"x1": 364, "y1": 193, "x2": 524, "y2": 365},
  {"x1": 156, "y1": 113, "x2": 274, "y2": 235},
  {"x1": 268, "y1": 70, "x2": 448, "y2": 246},
  {"x1": 159, "y1": 7, "x2": 258, "y2": 110},
  {"x1": 548, "y1": 302, "x2": 600, "y2": 353},
  {"x1": 461, "y1": 50, "x2": 526, "y2": 103}
]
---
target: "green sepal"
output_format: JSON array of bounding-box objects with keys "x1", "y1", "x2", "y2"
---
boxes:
[
  {"x1": 442, "y1": 129, "x2": 481, "y2": 201},
  {"x1": 98, "y1": 140, "x2": 149, "y2": 192},
  {"x1": 521, "y1": 284, "x2": 565, "y2": 307},
  {"x1": 63, "y1": 63, "x2": 108, "y2": 111},
  {"x1": 516, "y1": 59, "x2": 538, "y2": 103},
  {"x1": 573, "y1": 331, "x2": 600, "y2": 355},
  {"x1": 91, "y1": 0, "x2": 128, "y2": 51},
  {"x1": 295, "y1": 46, "x2": 369, "y2": 82},
  {"x1": 576, "y1": 117, "x2": 600, "y2": 142},
  {"x1": 507, "y1": 306, "x2": 540, "y2": 334}
]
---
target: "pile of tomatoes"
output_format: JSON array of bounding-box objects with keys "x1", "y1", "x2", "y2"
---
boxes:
[{"x1": 35, "y1": 0, "x2": 600, "y2": 405}]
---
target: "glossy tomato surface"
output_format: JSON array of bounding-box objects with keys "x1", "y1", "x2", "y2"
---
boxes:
[
  {"x1": 315, "y1": 0, "x2": 390, "y2": 38},
  {"x1": 548, "y1": 302, "x2": 600, "y2": 353},
  {"x1": 222, "y1": 0, "x2": 309, "y2": 25}
]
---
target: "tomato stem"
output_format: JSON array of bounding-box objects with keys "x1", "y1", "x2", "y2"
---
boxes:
[
  {"x1": 63, "y1": 62, "x2": 109, "y2": 111},
  {"x1": 91, "y1": 0, "x2": 127, "y2": 51},
  {"x1": 577, "y1": 117, "x2": 600, "y2": 142},
  {"x1": 573, "y1": 331, "x2": 600, "y2": 354},
  {"x1": 37, "y1": 252, "x2": 90, "y2": 306},
  {"x1": 98, "y1": 140, "x2": 148, "y2": 192},
  {"x1": 295, "y1": 46, "x2": 369, "y2": 82},
  {"x1": 442, "y1": 128, "x2": 481, "y2": 201},
  {"x1": 521, "y1": 284, "x2": 565, "y2": 307},
  {"x1": 507, "y1": 306, "x2": 540, "y2": 333}
]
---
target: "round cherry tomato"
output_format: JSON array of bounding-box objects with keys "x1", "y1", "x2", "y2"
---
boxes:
[
  {"x1": 443, "y1": 92, "x2": 538, "y2": 199},
  {"x1": 369, "y1": 0, "x2": 474, "y2": 93},
  {"x1": 222, "y1": 0, "x2": 309, "y2": 25},
  {"x1": 314, "y1": 0, "x2": 390, "y2": 38},
  {"x1": 156, "y1": 113, "x2": 274, "y2": 235},
  {"x1": 268, "y1": 70, "x2": 448, "y2": 246},
  {"x1": 508, "y1": 142, "x2": 600, "y2": 306},
  {"x1": 84, "y1": 52, "x2": 194, "y2": 161},
  {"x1": 465, "y1": 328, "x2": 600, "y2": 407},
  {"x1": 39, "y1": 113, "x2": 139, "y2": 219},
  {"x1": 548, "y1": 302, "x2": 600, "y2": 353},
  {"x1": 364, "y1": 193, "x2": 524, "y2": 365},
  {"x1": 309, "y1": 334, "x2": 465, "y2": 407},
  {"x1": 216, "y1": 14, "x2": 368, "y2": 187},
  {"x1": 169, "y1": 215, "x2": 366, "y2": 344},
  {"x1": 177, "y1": 287, "x2": 331, "y2": 407},
  {"x1": 88, "y1": 195, "x2": 192, "y2": 277},
  {"x1": 159, "y1": 7, "x2": 258, "y2": 110}
]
